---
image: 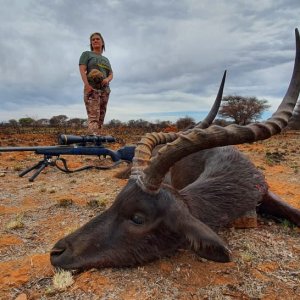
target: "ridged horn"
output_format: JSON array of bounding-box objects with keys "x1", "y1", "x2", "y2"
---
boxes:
[
  {"x1": 130, "y1": 71, "x2": 227, "y2": 182},
  {"x1": 184, "y1": 70, "x2": 226, "y2": 130},
  {"x1": 131, "y1": 131, "x2": 178, "y2": 178},
  {"x1": 287, "y1": 98, "x2": 300, "y2": 129},
  {"x1": 140, "y1": 28, "x2": 300, "y2": 192}
]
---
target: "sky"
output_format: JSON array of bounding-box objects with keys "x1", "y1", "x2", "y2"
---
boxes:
[{"x1": 0, "y1": 0, "x2": 299, "y2": 123}]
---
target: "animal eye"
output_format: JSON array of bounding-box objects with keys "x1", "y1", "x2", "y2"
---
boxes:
[{"x1": 131, "y1": 214, "x2": 145, "y2": 225}]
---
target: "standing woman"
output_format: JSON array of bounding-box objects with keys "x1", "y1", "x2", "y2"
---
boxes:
[{"x1": 79, "y1": 32, "x2": 113, "y2": 134}]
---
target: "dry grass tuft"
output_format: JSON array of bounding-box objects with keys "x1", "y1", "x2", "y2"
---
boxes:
[
  {"x1": 64, "y1": 225, "x2": 80, "y2": 236},
  {"x1": 87, "y1": 197, "x2": 108, "y2": 209},
  {"x1": 13, "y1": 163, "x2": 23, "y2": 171},
  {"x1": 57, "y1": 198, "x2": 73, "y2": 207},
  {"x1": 6, "y1": 213, "x2": 25, "y2": 230},
  {"x1": 52, "y1": 269, "x2": 74, "y2": 290}
]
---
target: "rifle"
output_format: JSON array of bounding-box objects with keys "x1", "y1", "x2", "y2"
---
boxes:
[{"x1": 0, "y1": 134, "x2": 135, "y2": 182}]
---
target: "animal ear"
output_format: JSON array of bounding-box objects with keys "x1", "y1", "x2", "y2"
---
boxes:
[{"x1": 165, "y1": 200, "x2": 231, "y2": 262}]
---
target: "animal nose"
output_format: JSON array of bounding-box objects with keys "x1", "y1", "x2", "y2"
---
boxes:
[
  {"x1": 50, "y1": 237, "x2": 81, "y2": 270},
  {"x1": 50, "y1": 239, "x2": 69, "y2": 267},
  {"x1": 50, "y1": 247, "x2": 65, "y2": 256}
]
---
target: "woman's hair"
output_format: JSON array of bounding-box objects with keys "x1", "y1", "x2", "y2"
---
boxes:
[{"x1": 90, "y1": 32, "x2": 105, "y2": 52}]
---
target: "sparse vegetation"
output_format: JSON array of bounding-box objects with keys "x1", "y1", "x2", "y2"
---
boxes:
[
  {"x1": 64, "y1": 225, "x2": 80, "y2": 236},
  {"x1": 57, "y1": 198, "x2": 73, "y2": 207},
  {"x1": 6, "y1": 213, "x2": 25, "y2": 230},
  {"x1": 0, "y1": 129, "x2": 299, "y2": 299},
  {"x1": 265, "y1": 151, "x2": 286, "y2": 165},
  {"x1": 52, "y1": 269, "x2": 74, "y2": 290},
  {"x1": 281, "y1": 219, "x2": 296, "y2": 230},
  {"x1": 13, "y1": 163, "x2": 23, "y2": 171},
  {"x1": 291, "y1": 164, "x2": 299, "y2": 174},
  {"x1": 49, "y1": 188, "x2": 56, "y2": 194},
  {"x1": 218, "y1": 95, "x2": 270, "y2": 125},
  {"x1": 87, "y1": 197, "x2": 109, "y2": 209}
]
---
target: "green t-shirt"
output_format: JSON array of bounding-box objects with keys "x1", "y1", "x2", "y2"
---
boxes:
[{"x1": 79, "y1": 51, "x2": 112, "y2": 78}]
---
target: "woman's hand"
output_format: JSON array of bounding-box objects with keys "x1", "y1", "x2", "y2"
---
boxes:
[
  {"x1": 101, "y1": 78, "x2": 110, "y2": 86},
  {"x1": 80, "y1": 65, "x2": 94, "y2": 93},
  {"x1": 84, "y1": 83, "x2": 93, "y2": 93}
]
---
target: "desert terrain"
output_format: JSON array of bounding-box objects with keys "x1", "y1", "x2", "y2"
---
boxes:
[{"x1": 0, "y1": 130, "x2": 299, "y2": 299}]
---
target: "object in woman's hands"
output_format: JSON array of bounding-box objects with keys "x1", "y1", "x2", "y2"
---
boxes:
[{"x1": 87, "y1": 69, "x2": 104, "y2": 89}]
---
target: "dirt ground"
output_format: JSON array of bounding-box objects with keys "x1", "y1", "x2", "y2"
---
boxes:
[{"x1": 0, "y1": 130, "x2": 299, "y2": 300}]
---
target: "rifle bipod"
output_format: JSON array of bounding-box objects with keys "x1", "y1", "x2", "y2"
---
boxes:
[
  {"x1": 18, "y1": 154, "x2": 126, "y2": 182},
  {"x1": 19, "y1": 155, "x2": 58, "y2": 182}
]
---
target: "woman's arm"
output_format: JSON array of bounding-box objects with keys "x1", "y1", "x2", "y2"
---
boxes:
[
  {"x1": 79, "y1": 64, "x2": 93, "y2": 92},
  {"x1": 102, "y1": 70, "x2": 113, "y2": 86}
]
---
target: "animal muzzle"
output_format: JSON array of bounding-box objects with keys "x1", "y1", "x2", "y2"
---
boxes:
[
  {"x1": 50, "y1": 237, "x2": 89, "y2": 270},
  {"x1": 50, "y1": 239, "x2": 72, "y2": 269}
]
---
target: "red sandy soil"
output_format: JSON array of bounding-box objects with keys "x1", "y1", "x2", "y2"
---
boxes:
[{"x1": 0, "y1": 131, "x2": 299, "y2": 299}]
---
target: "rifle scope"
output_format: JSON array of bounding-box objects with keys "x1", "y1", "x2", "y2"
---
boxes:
[{"x1": 58, "y1": 134, "x2": 116, "y2": 146}]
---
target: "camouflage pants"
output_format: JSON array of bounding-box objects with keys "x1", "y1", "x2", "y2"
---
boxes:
[{"x1": 84, "y1": 88, "x2": 110, "y2": 134}]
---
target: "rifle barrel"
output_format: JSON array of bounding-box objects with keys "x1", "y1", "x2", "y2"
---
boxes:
[{"x1": 0, "y1": 146, "x2": 71, "y2": 152}]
